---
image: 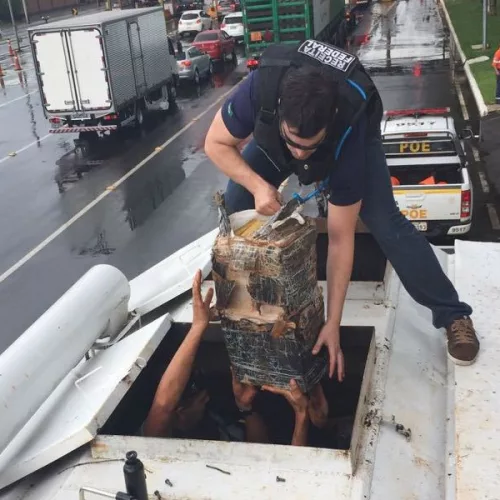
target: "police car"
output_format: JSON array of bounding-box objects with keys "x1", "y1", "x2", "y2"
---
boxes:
[{"x1": 381, "y1": 107, "x2": 473, "y2": 237}]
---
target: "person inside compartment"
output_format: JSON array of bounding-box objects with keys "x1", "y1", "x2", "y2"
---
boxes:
[
  {"x1": 141, "y1": 269, "x2": 268, "y2": 442},
  {"x1": 142, "y1": 270, "x2": 348, "y2": 446}
]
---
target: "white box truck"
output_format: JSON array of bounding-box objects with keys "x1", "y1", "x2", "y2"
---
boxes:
[{"x1": 28, "y1": 7, "x2": 178, "y2": 142}]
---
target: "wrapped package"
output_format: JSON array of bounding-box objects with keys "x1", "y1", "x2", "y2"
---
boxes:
[{"x1": 212, "y1": 201, "x2": 328, "y2": 391}]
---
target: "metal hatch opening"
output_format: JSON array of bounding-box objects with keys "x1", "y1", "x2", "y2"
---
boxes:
[{"x1": 99, "y1": 322, "x2": 375, "y2": 455}]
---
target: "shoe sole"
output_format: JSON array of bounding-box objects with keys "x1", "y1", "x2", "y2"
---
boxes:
[{"x1": 447, "y1": 351, "x2": 478, "y2": 366}]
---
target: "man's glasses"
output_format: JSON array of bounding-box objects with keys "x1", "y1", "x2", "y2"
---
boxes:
[{"x1": 279, "y1": 121, "x2": 327, "y2": 151}]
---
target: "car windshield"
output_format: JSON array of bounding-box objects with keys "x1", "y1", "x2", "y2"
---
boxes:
[
  {"x1": 195, "y1": 32, "x2": 218, "y2": 41},
  {"x1": 224, "y1": 16, "x2": 242, "y2": 24},
  {"x1": 175, "y1": 51, "x2": 187, "y2": 60},
  {"x1": 181, "y1": 12, "x2": 199, "y2": 19}
]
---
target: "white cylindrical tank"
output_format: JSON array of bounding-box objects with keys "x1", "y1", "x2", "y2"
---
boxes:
[{"x1": 0, "y1": 264, "x2": 130, "y2": 453}]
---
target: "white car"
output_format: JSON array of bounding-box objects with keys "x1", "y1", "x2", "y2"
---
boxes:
[
  {"x1": 178, "y1": 10, "x2": 213, "y2": 36},
  {"x1": 221, "y1": 12, "x2": 244, "y2": 41}
]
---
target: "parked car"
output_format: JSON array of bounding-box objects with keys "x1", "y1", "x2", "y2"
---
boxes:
[
  {"x1": 178, "y1": 10, "x2": 213, "y2": 36},
  {"x1": 192, "y1": 30, "x2": 236, "y2": 62},
  {"x1": 176, "y1": 45, "x2": 213, "y2": 84},
  {"x1": 217, "y1": 0, "x2": 236, "y2": 18},
  {"x1": 221, "y1": 12, "x2": 243, "y2": 42},
  {"x1": 174, "y1": 0, "x2": 204, "y2": 17}
]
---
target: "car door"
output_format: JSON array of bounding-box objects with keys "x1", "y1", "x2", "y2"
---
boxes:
[
  {"x1": 190, "y1": 46, "x2": 209, "y2": 74},
  {"x1": 221, "y1": 31, "x2": 233, "y2": 53}
]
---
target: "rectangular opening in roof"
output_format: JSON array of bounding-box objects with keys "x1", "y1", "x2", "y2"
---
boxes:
[{"x1": 100, "y1": 323, "x2": 374, "y2": 455}]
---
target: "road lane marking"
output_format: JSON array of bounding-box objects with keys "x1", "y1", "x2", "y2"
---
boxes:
[
  {"x1": 0, "y1": 78, "x2": 246, "y2": 285},
  {"x1": 454, "y1": 82, "x2": 469, "y2": 121},
  {"x1": 478, "y1": 170, "x2": 490, "y2": 194},
  {"x1": 0, "y1": 133, "x2": 51, "y2": 165},
  {"x1": 487, "y1": 203, "x2": 500, "y2": 230},
  {"x1": 0, "y1": 90, "x2": 38, "y2": 109}
]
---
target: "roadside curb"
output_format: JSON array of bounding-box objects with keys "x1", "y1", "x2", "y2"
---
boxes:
[{"x1": 439, "y1": 0, "x2": 489, "y2": 117}]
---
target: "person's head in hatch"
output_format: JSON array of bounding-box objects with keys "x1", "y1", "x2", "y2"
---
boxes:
[
  {"x1": 173, "y1": 372, "x2": 209, "y2": 432},
  {"x1": 278, "y1": 66, "x2": 338, "y2": 161}
]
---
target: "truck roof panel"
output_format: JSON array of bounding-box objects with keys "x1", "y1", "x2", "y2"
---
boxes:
[{"x1": 27, "y1": 7, "x2": 163, "y2": 31}]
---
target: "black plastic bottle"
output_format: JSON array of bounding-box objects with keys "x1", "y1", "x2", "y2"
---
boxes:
[{"x1": 123, "y1": 450, "x2": 148, "y2": 500}]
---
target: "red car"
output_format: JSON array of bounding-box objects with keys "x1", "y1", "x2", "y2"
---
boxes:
[{"x1": 192, "y1": 30, "x2": 236, "y2": 63}]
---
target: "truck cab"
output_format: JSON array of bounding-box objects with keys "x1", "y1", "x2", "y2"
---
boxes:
[{"x1": 381, "y1": 107, "x2": 473, "y2": 238}]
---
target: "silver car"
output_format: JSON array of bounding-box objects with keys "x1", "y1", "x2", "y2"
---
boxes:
[{"x1": 176, "y1": 45, "x2": 213, "y2": 84}]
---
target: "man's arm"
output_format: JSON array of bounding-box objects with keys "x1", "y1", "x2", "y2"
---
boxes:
[
  {"x1": 142, "y1": 271, "x2": 214, "y2": 437},
  {"x1": 291, "y1": 411, "x2": 309, "y2": 446},
  {"x1": 204, "y1": 73, "x2": 281, "y2": 215},
  {"x1": 312, "y1": 117, "x2": 367, "y2": 381},
  {"x1": 262, "y1": 379, "x2": 310, "y2": 446},
  {"x1": 205, "y1": 110, "x2": 278, "y2": 209},
  {"x1": 313, "y1": 200, "x2": 360, "y2": 380}
]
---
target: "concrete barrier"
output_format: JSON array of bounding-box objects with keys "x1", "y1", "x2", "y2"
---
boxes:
[{"x1": 439, "y1": 0, "x2": 489, "y2": 117}]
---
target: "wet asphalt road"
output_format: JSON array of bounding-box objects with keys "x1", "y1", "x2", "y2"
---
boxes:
[{"x1": 0, "y1": 0, "x2": 497, "y2": 353}]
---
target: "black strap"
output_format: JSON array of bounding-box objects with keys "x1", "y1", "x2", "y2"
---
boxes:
[{"x1": 257, "y1": 65, "x2": 289, "y2": 125}]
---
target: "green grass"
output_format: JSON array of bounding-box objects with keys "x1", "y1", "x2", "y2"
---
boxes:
[{"x1": 445, "y1": 0, "x2": 500, "y2": 105}]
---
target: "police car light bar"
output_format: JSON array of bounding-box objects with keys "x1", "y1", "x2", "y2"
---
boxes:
[{"x1": 384, "y1": 107, "x2": 451, "y2": 117}]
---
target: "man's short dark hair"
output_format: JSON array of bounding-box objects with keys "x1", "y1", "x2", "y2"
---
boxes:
[{"x1": 279, "y1": 66, "x2": 338, "y2": 138}]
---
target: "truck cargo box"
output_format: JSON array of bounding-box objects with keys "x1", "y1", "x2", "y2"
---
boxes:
[
  {"x1": 241, "y1": 0, "x2": 345, "y2": 58},
  {"x1": 28, "y1": 7, "x2": 173, "y2": 118}
]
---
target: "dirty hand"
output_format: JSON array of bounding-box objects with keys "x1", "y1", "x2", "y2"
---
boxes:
[
  {"x1": 312, "y1": 322, "x2": 345, "y2": 382},
  {"x1": 253, "y1": 183, "x2": 282, "y2": 216},
  {"x1": 231, "y1": 367, "x2": 258, "y2": 409},
  {"x1": 192, "y1": 269, "x2": 214, "y2": 329},
  {"x1": 308, "y1": 383, "x2": 329, "y2": 429},
  {"x1": 262, "y1": 379, "x2": 309, "y2": 415}
]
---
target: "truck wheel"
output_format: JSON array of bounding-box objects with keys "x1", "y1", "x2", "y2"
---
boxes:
[
  {"x1": 167, "y1": 82, "x2": 177, "y2": 105},
  {"x1": 135, "y1": 102, "x2": 146, "y2": 129}
]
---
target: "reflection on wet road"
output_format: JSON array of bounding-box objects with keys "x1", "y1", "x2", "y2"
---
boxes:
[{"x1": 357, "y1": 0, "x2": 447, "y2": 69}]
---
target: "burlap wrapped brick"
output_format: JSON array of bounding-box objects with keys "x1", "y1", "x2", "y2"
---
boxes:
[{"x1": 212, "y1": 208, "x2": 328, "y2": 391}]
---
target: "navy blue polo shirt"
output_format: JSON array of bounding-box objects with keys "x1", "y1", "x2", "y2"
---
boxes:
[{"x1": 221, "y1": 70, "x2": 367, "y2": 206}]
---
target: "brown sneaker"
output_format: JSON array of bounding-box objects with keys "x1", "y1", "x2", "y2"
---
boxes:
[{"x1": 446, "y1": 316, "x2": 480, "y2": 366}]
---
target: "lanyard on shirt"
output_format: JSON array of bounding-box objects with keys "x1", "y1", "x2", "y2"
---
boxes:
[{"x1": 292, "y1": 177, "x2": 330, "y2": 204}]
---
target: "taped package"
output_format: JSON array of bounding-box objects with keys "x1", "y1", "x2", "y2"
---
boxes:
[{"x1": 212, "y1": 206, "x2": 328, "y2": 391}]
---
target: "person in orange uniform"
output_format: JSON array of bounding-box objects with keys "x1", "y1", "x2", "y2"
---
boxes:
[{"x1": 492, "y1": 43, "x2": 500, "y2": 104}]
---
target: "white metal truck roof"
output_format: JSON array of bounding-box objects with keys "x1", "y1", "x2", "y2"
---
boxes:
[
  {"x1": 26, "y1": 7, "x2": 163, "y2": 31},
  {"x1": 0, "y1": 231, "x2": 496, "y2": 499}
]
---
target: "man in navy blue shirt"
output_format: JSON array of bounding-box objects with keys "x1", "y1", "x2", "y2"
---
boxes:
[{"x1": 204, "y1": 43, "x2": 479, "y2": 375}]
